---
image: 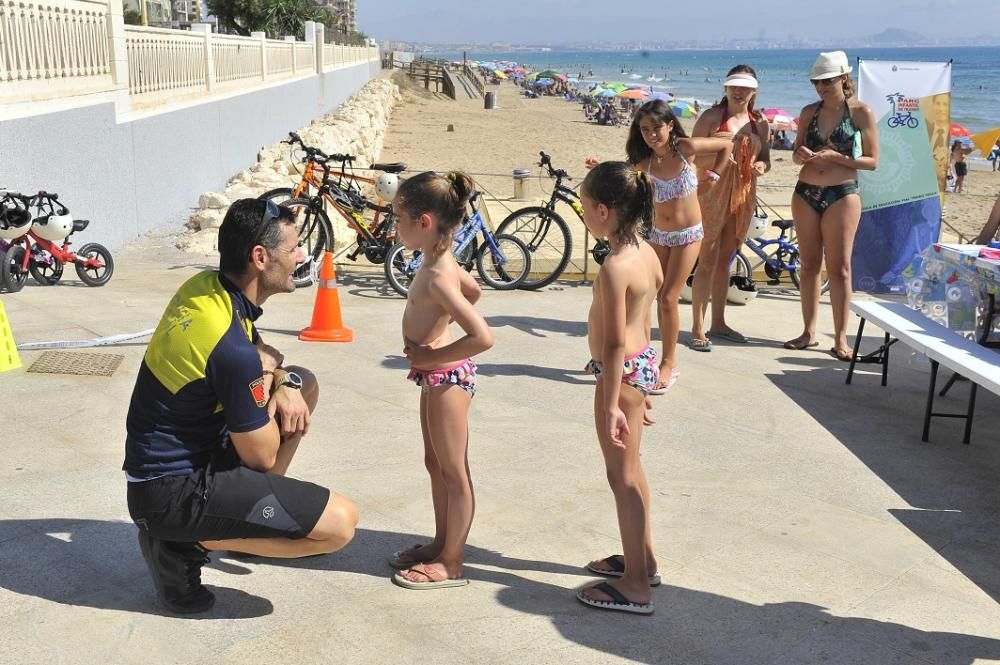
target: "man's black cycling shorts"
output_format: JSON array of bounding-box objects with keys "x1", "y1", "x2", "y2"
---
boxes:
[{"x1": 127, "y1": 462, "x2": 330, "y2": 542}]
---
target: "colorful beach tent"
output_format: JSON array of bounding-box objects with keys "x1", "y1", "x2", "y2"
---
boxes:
[{"x1": 971, "y1": 127, "x2": 1000, "y2": 156}]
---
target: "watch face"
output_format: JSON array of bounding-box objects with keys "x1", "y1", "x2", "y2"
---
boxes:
[{"x1": 285, "y1": 371, "x2": 304, "y2": 389}]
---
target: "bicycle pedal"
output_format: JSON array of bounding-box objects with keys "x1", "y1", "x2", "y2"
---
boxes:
[
  {"x1": 767, "y1": 279, "x2": 780, "y2": 286},
  {"x1": 345, "y1": 250, "x2": 360, "y2": 261}
]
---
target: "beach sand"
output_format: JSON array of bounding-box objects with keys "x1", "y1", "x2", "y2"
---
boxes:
[{"x1": 379, "y1": 76, "x2": 999, "y2": 269}]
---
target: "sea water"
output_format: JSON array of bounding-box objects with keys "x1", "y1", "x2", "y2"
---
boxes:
[{"x1": 433, "y1": 46, "x2": 1000, "y2": 134}]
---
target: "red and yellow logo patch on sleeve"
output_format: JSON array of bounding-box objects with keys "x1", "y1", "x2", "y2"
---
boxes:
[{"x1": 249, "y1": 377, "x2": 267, "y2": 407}]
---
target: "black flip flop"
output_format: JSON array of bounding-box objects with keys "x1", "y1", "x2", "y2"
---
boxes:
[
  {"x1": 576, "y1": 581, "x2": 654, "y2": 615},
  {"x1": 586, "y1": 555, "x2": 661, "y2": 586}
]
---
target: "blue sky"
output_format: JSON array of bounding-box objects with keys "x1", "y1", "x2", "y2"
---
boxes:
[{"x1": 358, "y1": 1, "x2": 999, "y2": 44}]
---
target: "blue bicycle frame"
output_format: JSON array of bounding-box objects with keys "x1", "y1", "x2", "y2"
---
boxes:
[
  {"x1": 401, "y1": 197, "x2": 508, "y2": 273},
  {"x1": 743, "y1": 235, "x2": 799, "y2": 275}
]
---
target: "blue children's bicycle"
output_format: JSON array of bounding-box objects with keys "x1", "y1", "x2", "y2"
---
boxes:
[
  {"x1": 742, "y1": 205, "x2": 830, "y2": 294},
  {"x1": 384, "y1": 190, "x2": 531, "y2": 297}
]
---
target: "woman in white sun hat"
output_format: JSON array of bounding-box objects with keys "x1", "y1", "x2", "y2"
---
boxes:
[{"x1": 784, "y1": 51, "x2": 878, "y2": 361}]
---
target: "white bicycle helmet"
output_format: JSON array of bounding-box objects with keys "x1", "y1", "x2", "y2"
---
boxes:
[
  {"x1": 33, "y1": 212, "x2": 74, "y2": 241},
  {"x1": 726, "y1": 275, "x2": 758, "y2": 305},
  {"x1": 0, "y1": 205, "x2": 31, "y2": 240},
  {"x1": 745, "y1": 213, "x2": 768, "y2": 240},
  {"x1": 375, "y1": 173, "x2": 399, "y2": 202}
]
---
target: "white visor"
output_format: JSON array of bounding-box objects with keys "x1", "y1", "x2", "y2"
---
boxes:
[{"x1": 723, "y1": 74, "x2": 758, "y2": 89}]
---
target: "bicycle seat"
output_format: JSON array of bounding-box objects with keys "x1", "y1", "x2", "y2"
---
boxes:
[
  {"x1": 72, "y1": 219, "x2": 89, "y2": 233},
  {"x1": 771, "y1": 219, "x2": 794, "y2": 231},
  {"x1": 370, "y1": 162, "x2": 407, "y2": 174}
]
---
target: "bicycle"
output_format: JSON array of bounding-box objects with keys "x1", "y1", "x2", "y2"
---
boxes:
[
  {"x1": 495, "y1": 151, "x2": 580, "y2": 289},
  {"x1": 0, "y1": 191, "x2": 114, "y2": 292},
  {"x1": 259, "y1": 132, "x2": 404, "y2": 283},
  {"x1": 384, "y1": 190, "x2": 531, "y2": 297},
  {"x1": 743, "y1": 205, "x2": 829, "y2": 294}
]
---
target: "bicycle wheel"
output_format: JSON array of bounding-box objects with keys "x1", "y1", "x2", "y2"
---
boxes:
[
  {"x1": 496, "y1": 206, "x2": 571, "y2": 289},
  {"x1": 384, "y1": 242, "x2": 421, "y2": 297},
  {"x1": 74, "y1": 242, "x2": 114, "y2": 286},
  {"x1": 788, "y1": 252, "x2": 830, "y2": 295},
  {"x1": 283, "y1": 197, "x2": 334, "y2": 284},
  {"x1": 29, "y1": 247, "x2": 63, "y2": 285},
  {"x1": 731, "y1": 251, "x2": 752, "y2": 280},
  {"x1": 258, "y1": 188, "x2": 294, "y2": 205},
  {"x1": 1, "y1": 245, "x2": 26, "y2": 292},
  {"x1": 476, "y1": 234, "x2": 531, "y2": 290}
]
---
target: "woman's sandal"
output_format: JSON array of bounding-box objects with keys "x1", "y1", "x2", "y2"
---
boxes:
[
  {"x1": 783, "y1": 336, "x2": 819, "y2": 351},
  {"x1": 830, "y1": 347, "x2": 854, "y2": 362},
  {"x1": 687, "y1": 337, "x2": 712, "y2": 352},
  {"x1": 648, "y1": 368, "x2": 679, "y2": 396}
]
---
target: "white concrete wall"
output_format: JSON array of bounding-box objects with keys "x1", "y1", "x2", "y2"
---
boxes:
[{"x1": 0, "y1": 59, "x2": 380, "y2": 249}]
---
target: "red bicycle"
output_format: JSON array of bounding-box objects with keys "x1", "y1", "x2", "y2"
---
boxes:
[{"x1": 0, "y1": 191, "x2": 114, "y2": 292}]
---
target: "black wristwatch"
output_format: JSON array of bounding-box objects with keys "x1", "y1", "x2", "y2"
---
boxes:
[{"x1": 274, "y1": 371, "x2": 303, "y2": 391}]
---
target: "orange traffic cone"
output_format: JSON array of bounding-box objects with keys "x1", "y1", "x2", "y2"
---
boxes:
[{"x1": 299, "y1": 252, "x2": 353, "y2": 343}]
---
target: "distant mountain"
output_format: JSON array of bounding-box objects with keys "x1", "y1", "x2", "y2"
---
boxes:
[{"x1": 866, "y1": 28, "x2": 932, "y2": 45}]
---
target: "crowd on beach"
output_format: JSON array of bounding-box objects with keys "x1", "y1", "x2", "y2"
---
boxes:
[{"x1": 122, "y1": 49, "x2": 903, "y2": 618}]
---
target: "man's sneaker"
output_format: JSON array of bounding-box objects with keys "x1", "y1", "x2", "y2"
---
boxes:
[{"x1": 136, "y1": 528, "x2": 216, "y2": 614}]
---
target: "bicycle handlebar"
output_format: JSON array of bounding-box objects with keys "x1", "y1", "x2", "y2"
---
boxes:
[
  {"x1": 284, "y1": 131, "x2": 356, "y2": 165},
  {"x1": 536, "y1": 150, "x2": 572, "y2": 181}
]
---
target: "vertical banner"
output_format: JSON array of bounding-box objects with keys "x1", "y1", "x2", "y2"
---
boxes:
[{"x1": 853, "y1": 60, "x2": 951, "y2": 294}]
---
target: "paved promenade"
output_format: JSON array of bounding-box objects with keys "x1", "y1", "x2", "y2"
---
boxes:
[{"x1": 1, "y1": 241, "x2": 999, "y2": 664}]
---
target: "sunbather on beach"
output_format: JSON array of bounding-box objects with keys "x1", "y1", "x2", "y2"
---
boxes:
[
  {"x1": 690, "y1": 65, "x2": 771, "y2": 351},
  {"x1": 785, "y1": 51, "x2": 878, "y2": 361}
]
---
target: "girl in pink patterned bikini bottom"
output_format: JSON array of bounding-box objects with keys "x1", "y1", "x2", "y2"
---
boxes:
[{"x1": 407, "y1": 358, "x2": 477, "y2": 398}]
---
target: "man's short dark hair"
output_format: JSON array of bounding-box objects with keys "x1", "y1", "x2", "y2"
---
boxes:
[{"x1": 218, "y1": 199, "x2": 296, "y2": 275}]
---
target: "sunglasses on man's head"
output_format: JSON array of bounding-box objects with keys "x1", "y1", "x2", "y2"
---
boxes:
[{"x1": 250, "y1": 199, "x2": 281, "y2": 248}]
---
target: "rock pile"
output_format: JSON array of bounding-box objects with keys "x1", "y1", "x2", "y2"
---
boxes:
[{"x1": 178, "y1": 78, "x2": 401, "y2": 253}]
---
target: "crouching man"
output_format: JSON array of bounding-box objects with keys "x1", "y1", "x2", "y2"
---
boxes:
[{"x1": 123, "y1": 199, "x2": 358, "y2": 613}]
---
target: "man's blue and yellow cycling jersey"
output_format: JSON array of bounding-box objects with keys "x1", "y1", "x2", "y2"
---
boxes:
[{"x1": 124, "y1": 271, "x2": 270, "y2": 479}]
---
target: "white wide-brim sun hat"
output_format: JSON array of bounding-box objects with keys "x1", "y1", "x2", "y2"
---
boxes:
[{"x1": 809, "y1": 51, "x2": 852, "y2": 80}]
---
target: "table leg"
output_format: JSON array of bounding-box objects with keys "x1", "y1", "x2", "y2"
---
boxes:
[
  {"x1": 962, "y1": 383, "x2": 978, "y2": 444},
  {"x1": 846, "y1": 317, "x2": 866, "y2": 385},
  {"x1": 881, "y1": 332, "x2": 890, "y2": 387},
  {"x1": 922, "y1": 360, "x2": 939, "y2": 442}
]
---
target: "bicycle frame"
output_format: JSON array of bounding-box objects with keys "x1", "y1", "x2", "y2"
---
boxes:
[
  {"x1": 401, "y1": 196, "x2": 507, "y2": 273},
  {"x1": 5, "y1": 194, "x2": 100, "y2": 271},
  {"x1": 294, "y1": 159, "x2": 389, "y2": 246},
  {"x1": 743, "y1": 235, "x2": 799, "y2": 274}
]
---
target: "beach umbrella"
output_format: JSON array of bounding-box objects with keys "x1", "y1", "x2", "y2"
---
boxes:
[
  {"x1": 950, "y1": 122, "x2": 972, "y2": 137},
  {"x1": 494, "y1": 70, "x2": 507, "y2": 79},
  {"x1": 534, "y1": 78, "x2": 554, "y2": 87},
  {"x1": 761, "y1": 108, "x2": 793, "y2": 122},
  {"x1": 669, "y1": 100, "x2": 695, "y2": 117},
  {"x1": 649, "y1": 91, "x2": 672, "y2": 101},
  {"x1": 971, "y1": 127, "x2": 1000, "y2": 156},
  {"x1": 589, "y1": 86, "x2": 606, "y2": 96},
  {"x1": 605, "y1": 83, "x2": 628, "y2": 92},
  {"x1": 513, "y1": 67, "x2": 526, "y2": 74},
  {"x1": 618, "y1": 89, "x2": 650, "y2": 100},
  {"x1": 536, "y1": 69, "x2": 561, "y2": 79},
  {"x1": 597, "y1": 89, "x2": 618, "y2": 98},
  {"x1": 526, "y1": 72, "x2": 539, "y2": 80}
]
